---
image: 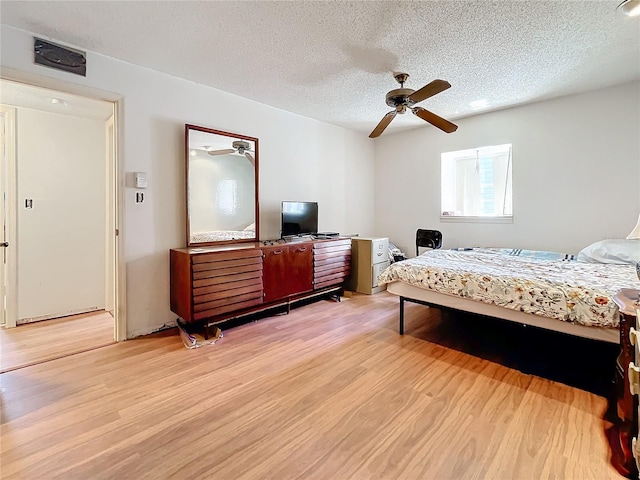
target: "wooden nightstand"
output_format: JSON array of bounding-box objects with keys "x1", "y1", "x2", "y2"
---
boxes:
[{"x1": 611, "y1": 288, "x2": 640, "y2": 478}]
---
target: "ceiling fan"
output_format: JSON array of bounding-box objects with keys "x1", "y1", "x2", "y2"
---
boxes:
[
  {"x1": 369, "y1": 72, "x2": 458, "y2": 138},
  {"x1": 207, "y1": 140, "x2": 255, "y2": 165}
]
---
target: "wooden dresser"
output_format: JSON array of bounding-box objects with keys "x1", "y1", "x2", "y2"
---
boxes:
[
  {"x1": 170, "y1": 238, "x2": 351, "y2": 328},
  {"x1": 612, "y1": 288, "x2": 640, "y2": 479}
]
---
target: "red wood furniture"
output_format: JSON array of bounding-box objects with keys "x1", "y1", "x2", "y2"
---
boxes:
[
  {"x1": 611, "y1": 289, "x2": 640, "y2": 478},
  {"x1": 170, "y1": 238, "x2": 351, "y2": 330}
]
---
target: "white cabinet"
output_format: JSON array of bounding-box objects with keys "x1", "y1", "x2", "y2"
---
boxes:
[{"x1": 346, "y1": 237, "x2": 390, "y2": 294}]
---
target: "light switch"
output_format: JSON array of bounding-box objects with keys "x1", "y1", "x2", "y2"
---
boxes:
[{"x1": 134, "y1": 172, "x2": 147, "y2": 188}]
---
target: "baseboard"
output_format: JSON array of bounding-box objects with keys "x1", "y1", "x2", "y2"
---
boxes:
[
  {"x1": 17, "y1": 306, "x2": 102, "y2": 325},
  {"x1": 127, "y1": 319, "x2": 177, "y2": 339}
]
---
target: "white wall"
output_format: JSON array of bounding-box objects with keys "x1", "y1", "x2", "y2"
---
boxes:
[
  {"x1": 1, "y1": 25, "x2": 375, "y2": 337},
  {"x1": 6, "y1": 25, "x2": 633, "y2": 336},
  {"x1": 374, "y1": 82, "x2": 640, "y2": 256},
  {"x1": 16, "y1": 108, "x2": 106, "y2": 320}
]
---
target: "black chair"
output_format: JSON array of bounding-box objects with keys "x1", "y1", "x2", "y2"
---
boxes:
[{"x1": 416, "y1": 229, "x2": 442, "y2": 256}]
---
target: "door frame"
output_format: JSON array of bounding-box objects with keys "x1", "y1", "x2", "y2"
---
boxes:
[
  {"x1": 0, "y1": 73, "x2": 126, "y2": 341},
  {"x1": 0, "y1": 105, "x2": 17, "y2": 328}
]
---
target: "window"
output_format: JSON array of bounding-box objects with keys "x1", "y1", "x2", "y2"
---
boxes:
[
  {"x1": 441, "y1": 143, "x2": 512, "y2": 221},
  {"x1": 216, "y1": 179, "x2": 238, "y2": 216}
]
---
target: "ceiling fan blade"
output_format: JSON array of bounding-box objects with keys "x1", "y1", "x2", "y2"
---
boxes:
[
  {"x1": 412, "y1": 107, "x2": 458, "y2": 133},
  {"x1": 369, "y1": 110, "x2": 397, "y2": 138},
  {"x1": 207, "y1": 148, "x2": 235, "y2": 156},
  {"x1": 408, "y1": 79, "x2": 451, "y2": 104},
  {"x1": 245, "y1": 152, "x2": 255, "y2": 165}
]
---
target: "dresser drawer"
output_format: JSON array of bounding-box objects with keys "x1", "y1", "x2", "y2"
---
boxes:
[
  {"x1": 191, "y1": 249, "x2": 262, "y2": 264},
  {"x1": 193, "y1": 293, "x2": 264, "y2": 320},
  {"x1": 192, "y1": 255, "x2": 262, "y2": 274},
  {"x1": 194, "y1": 277, "x2": 263, "y2": 301},
  {"x1": 192, "y1": 261, "x2": 262, "y2": 283},
  {"x1": 313, "y1": 238, "x2": 351, "y2": 290}
]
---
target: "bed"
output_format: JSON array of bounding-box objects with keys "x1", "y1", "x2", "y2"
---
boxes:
[
  {"x1": 190, "y1": 230, "x2": 256, "y2": 243},
  {"x1": 190, "y1": 222, "x2": 257, "y2": 243},
  {"x1": 378, "y1": 244, "x2": 640, "y2": 344}
]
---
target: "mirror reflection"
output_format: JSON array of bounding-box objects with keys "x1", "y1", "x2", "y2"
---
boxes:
[{"x1": 186, "y1": 125, "x2": 258, "y2": 246}]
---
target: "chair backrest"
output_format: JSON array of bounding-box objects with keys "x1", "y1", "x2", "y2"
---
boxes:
[{"x1": 416, "y1": 229, "x2": 442, "y2": 256}]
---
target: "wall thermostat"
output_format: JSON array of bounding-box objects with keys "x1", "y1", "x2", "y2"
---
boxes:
[{"x1": 134, "y1": 172, "x2": 147, "y2": 188}]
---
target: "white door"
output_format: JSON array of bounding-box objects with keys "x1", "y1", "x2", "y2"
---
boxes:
[
  {"x1": 1, "y1": 80, "x2": 120, "y2": 339},
  {"x1": 17, "y1": 108, "x2": 108, "y2": 322},
  {"x1": 1, "y1": 109, "x2": 5, "y2": 326}
]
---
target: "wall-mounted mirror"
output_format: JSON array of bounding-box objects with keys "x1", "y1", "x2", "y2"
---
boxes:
[{"x1": 185, "y1": 124, "x2": 259, "y2": 246}]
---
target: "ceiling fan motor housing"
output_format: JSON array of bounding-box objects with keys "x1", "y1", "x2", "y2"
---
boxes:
[
  {"x1": 386, "y1": 88, "x2": 416, "y2": 111},
  {"x1": 232, "y1": 140, "x2": 250, "y2": 149}
]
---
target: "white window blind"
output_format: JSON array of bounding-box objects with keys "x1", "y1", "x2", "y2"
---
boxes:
[
  {"x1": 217, "y1": 179, "x2": 238, "y2": 216},
  {"x1": 441, "y1": 144, "x2": 512, "y2": 219}
]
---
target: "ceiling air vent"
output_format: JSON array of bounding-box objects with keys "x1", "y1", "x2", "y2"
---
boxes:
[{"x1": 34, "y1": 38, "x2": 86, "y2": 76}]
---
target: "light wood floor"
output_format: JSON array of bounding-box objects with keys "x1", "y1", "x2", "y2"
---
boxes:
[
  {"x1": 0, "y1": 311, "x2": 114, "y2": 373},
  {"x1": 0, "y1": 293, "x2": 624, "y2": 479}
]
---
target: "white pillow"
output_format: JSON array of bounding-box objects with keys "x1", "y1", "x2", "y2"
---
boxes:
[{"x1": 577, "y1": 239, "x2": 640, "y2": 265}]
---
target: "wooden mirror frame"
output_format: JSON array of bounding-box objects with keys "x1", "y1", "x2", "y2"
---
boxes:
[{"x1": 185, "y1": 124, "x2": 259, "y2": 247}]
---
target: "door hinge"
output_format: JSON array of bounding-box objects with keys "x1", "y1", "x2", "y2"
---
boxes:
[{"x1": 115, "y1": 228, "x2": 119, "y2": 236}]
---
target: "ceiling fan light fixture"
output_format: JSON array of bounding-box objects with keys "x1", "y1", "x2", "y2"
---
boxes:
[
  {"x1": 618, "y1": 0, "x2": 640, "y2": 17},
  {"x1": 470, "y1": 99, "x2": 489, "y2": 109}
]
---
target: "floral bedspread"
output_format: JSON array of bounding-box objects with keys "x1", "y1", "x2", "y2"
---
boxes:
[
  {"x1": 378, "y1": 248, "x2": 640, "y2": 328},
  {"x1": 190, "y1": 230, "x2": 255, "y2": 243}
]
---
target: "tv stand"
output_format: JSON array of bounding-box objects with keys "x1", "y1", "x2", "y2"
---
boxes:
[{"x1": 170, "y1": 238, "x2": 352, "y2": 332}]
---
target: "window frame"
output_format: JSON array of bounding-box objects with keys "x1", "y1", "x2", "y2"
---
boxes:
[{"x1": 440, "y1": 143, "x2": 513, "y2": 223}]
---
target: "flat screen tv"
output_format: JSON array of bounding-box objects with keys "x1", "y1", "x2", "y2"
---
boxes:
[{"x1": 281, "y1": 201, "x2": 318, "y2": 237}]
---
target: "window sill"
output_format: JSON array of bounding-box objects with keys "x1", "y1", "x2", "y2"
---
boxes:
[{"x1": 440, "y1": 216, "x2": 514, "y2": 224}]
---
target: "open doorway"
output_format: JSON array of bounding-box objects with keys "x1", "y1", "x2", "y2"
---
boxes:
[{"x1": 0, "y1": 79, "x2": 120, "y2": 372}]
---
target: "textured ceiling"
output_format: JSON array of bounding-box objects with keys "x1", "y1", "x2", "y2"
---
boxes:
[{"x1": 1, "y1": 1, "x2": 639, "y2": 136}]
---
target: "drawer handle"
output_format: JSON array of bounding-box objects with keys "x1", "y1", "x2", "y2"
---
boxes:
[
  {"x1": 629, "y1": 362, "x2": 640, "y2": 396},
  {"x1": 633, "y1": 437, "x2": 640, "y2": 472},
  {"x1": 297, "y1": 247, "x2": 307, "y2": 252},
  {"x1": 272, "y1": 250, "x2": 283, "y2": 255}
]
